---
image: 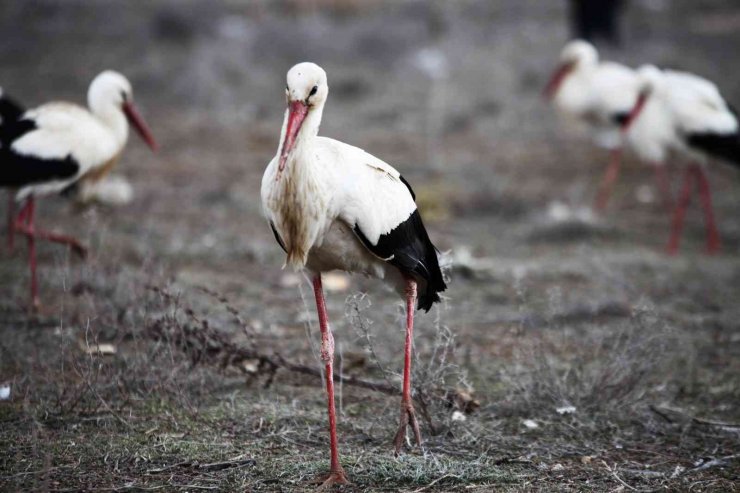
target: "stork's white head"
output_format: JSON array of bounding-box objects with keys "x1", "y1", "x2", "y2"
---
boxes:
[
  {"x1": 560, "y1": 40, "x2": 598, "y2": 67},
  {"x1": 88, "y1": 70, "x2": 158, "y2": 152},
  {"x1": 278, "y1": 63, "x2": 329, "y2": 178},
  {"x1": 286, "y1": 62, "x2": 328, "y2": 106},
  {"x1": 635, "y1": 65, "x2": 665, "y2": 95},
  {"x1": 544, "y1": 40, "x2": 599, "y2": 99},
  {"x1": 621, "y1": 65, "x2": 664, "y2": 132}
]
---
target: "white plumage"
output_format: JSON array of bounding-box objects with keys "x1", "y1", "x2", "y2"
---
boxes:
[
  {"x1": 626, "y1": 65, "x2": 739, "y2": 164},
  {"x1": 261, "y1": 136, "x2": 416, "y2": 289},
  {"x1": 10, "y1": 71, "x2": 155, "y2": 201}
]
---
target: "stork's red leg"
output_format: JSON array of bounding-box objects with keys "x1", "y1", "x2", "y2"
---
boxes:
[
  {"x1": 594, "y1": 149, "x2": 623, "y2": 212},
  {"x1": 22, "y1": 198, "x2": 40, "y2": 309},
  {"x1": 694, "y1": 166, "x2": 721, "y2": 254},
  {"x1": 12, "y1": 204, "x2": 87, "y2": 258},
  {"x1": 311, "y1": 274, "x2": 349, "y2": 489},
  {"x1": 653, "y1": 163, "x2": 673, "y2": 211},
  {"x1": 393, "y1": 278, "x2": 422, "y2": 454},
  {"x1": 666, "y1": 165, "x2": 695, "y2": 255}
]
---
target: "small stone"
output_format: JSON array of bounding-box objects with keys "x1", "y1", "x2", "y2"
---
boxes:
[
  {"x1": 323, "y1": 272, "x2": 350, "y2": 293},
  {"x1": 556, "y1": 405, "x2": 576, "y2": 415}
]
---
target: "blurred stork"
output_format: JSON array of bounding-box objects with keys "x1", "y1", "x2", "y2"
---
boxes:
[
  {"x1": 624, "y1": 65, "x2": 740, "y2": 254},
  {"x1": 261, "y1": 62, "x2": 446, "y2": 487},
  {"x1": 543, "y1": 40, "x2": 671, "y2": 211},
  {"x1": 0, "y1": 71, "x2": 157, "y2": 308}
]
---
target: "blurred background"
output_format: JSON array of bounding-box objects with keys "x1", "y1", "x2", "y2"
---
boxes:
[{"x1": 1, "y1": 1, "x2": 739, "y2": 491}]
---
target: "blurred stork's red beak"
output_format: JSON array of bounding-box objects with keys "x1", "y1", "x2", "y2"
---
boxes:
[
  {"x1": 277, "y1": 101, "x2": 308, "y2": 180},
  {"x1": 123, "y1": 101, "x2": 158, "y2": 152},
  {"x1": 622, "y1": 91, "x2": 649, "y2": 132},
  {"x1": 543, "y1": 62, "x2": 574, "y2": 100}
]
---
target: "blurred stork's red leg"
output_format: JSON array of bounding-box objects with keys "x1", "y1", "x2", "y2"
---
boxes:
[
  {"x1": 393, "y1": 278, "x2": 422, "y2": 454},
  {"x1": 12, "y1": 196, "x2": 88, "y2": 308},
  {"x1": 594, "y1": 149, "x2": 623, "y2": 211},
  {"x1": 311, "y1": 274, "x2": 349, "y2": 489},
  {"x1": 694, "y1": 165, "x2": 721, "y2": 254},
  {"x1": 666, "y1": 165, "x2": 696, "y2": 255},
  {"x1": 12, "y1": 198, "x2": 87, "y2": 258},
  {"x1": 14, "y1": 197, "x2": 40, "y2": 308}
]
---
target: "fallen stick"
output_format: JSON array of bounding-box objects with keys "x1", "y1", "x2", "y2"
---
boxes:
[
  {"x1": 145, "y1": 286, "x2": 474, "y2": 421},
  {"x1": 649, "y1": 405, "x2": 740, "y2": 429},
  {"x1": 269, "y1": 353, "x2": 400, "y2": 396},
  {"x1": 147, "y1": 457, "x2": 255, "y2": 474}
]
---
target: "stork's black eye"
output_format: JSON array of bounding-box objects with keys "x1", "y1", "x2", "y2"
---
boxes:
[
  {"x1": 309, "y1": 85, "x2": 318, "y2": 96},
  {"x1": 120, "y1": 90, "x2": 128, "y2": 102}
]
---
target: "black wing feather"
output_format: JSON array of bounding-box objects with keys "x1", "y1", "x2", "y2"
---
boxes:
[
  {"x1": 0, "y1": 93, "x2": 24, "y2": 124},
  {"x1": 399, "y1": 174, "x2": 416, "y2": 201},
  {"x1": 354, "y1": 207, "x2": 446, "y2": 312},
  {"x1": 686, "y1": 131, "x2": 740, "y2": 167},
  {"x1": 0, "y1": 148, "x2": 80, "y2": 187},
  {"x1": 684, "y1": 99, "x2": 740, "y2": 167},
  {"x1": 0, "y1": 92, "x2": 29, "y2": 146},
  {"x1": 0, "y1": 104, "x2": 81, "y2": 188},
  {"x1": 611, "y1": 111, "x2": 630, "y2": 127},
  {"x1": 270, "y1": 221, "x2": 287, "y2": 253}
]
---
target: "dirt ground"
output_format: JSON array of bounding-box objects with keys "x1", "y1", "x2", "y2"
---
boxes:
[{"x1": 1, "y1": 1, "x2": 739, "y2": 491}]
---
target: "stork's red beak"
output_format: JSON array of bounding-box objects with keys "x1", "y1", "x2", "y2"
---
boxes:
[
  {"x1": 622, "y1": 91, "x2": 649, "y2": 133},
  {"x1": 543, "y1": 62, "x2": 574, "y2": 100},
  {"x1": 277, "y1": 101, "x2": 308, "y2": 180},
  {"x1": 123, "y1": 101, "x2": 158, "y2": 152}
]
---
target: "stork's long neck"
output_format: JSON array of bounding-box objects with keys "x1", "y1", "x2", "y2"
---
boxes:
[
  {"x1": 91, "y1": 103, "x2": 129, "y2": 151},
  {"x1": 278, "y1": 104, "x2": 324, "y2": 163},
  {"x1": 271, "y1": 102, "x2": 328, "y2": 270}
]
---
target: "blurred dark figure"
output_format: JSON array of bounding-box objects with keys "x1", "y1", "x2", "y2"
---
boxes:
[{"x1": 569, "y1": 0, "x2": 626, "y2": 46}]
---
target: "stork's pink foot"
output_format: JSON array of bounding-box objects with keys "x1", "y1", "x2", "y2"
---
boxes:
[
  {"x1": 393, "y1": 400, "x2": 422, "y2": 454},
  {"x1": 313, "y1": 468, "x2": 349, "y2": 490}
]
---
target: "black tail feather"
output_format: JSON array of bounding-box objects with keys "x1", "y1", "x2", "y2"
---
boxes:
[{"x1": 687, "y1": 131, "x2": 740, "y2": 168}]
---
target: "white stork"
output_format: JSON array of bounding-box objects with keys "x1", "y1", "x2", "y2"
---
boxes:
[
  {"x1": 544, "y1": 40, "x2": 672, "y2": 210},
  {"x1": 624, "y1": 65, "x2": 740, "y2": 254},
  {"x1": 261, "y1": 62, "x2": 447, "y2": 487},
  {"x1": 1, "y1": 70, "x2": 157, "y2": 308}
]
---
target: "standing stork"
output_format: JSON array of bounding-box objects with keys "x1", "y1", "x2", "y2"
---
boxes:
[
  {"x1": 261, "y1": 62, "x2": 446, "y2": 487},
  {"x1": 1, "y1": 71, "x2": 157, "y2": 307},
  {"x1": 543, "y1": 40, "x2": 672, "y2": 210},
  {"x1": 624, "y1": 65, "x2": 740, "y2": 254}
]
